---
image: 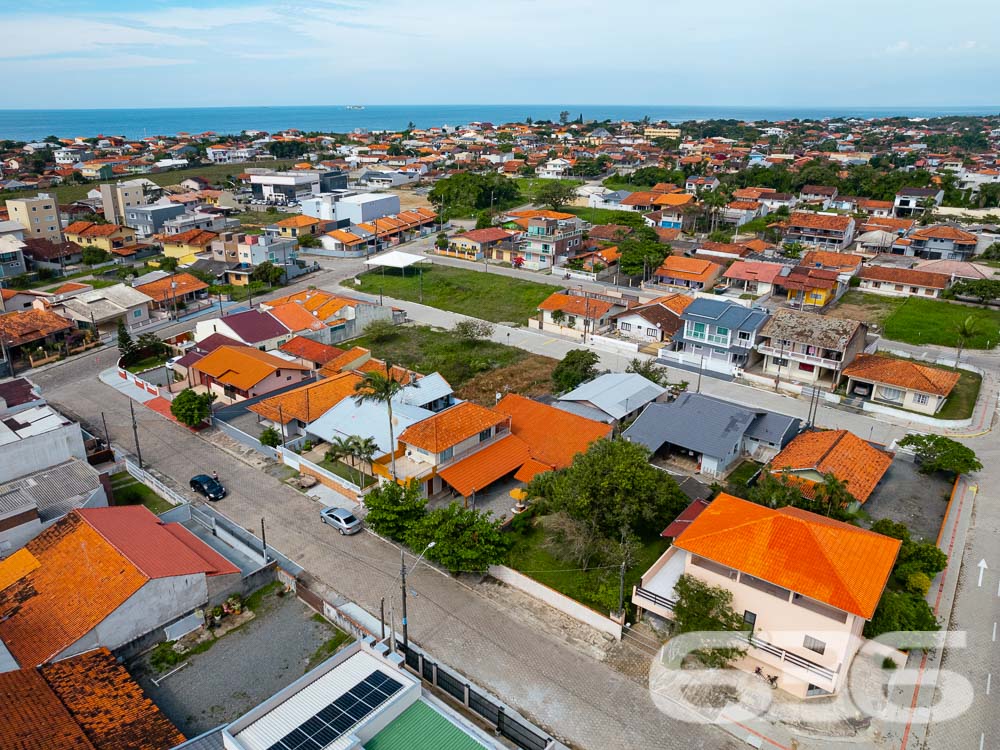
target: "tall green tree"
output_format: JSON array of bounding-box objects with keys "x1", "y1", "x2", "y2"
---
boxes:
[
  {"x1": 116, "y1": 319, "x2": 136, "y2": 364},
  {"x1": 353, "y1": 365, "x2": 409, "y2": 479},
  {"x1": 406, "y1": 502, "x2": 510, "y2": 574},
  {"x1": 534, "y1": 180, "x2": 578, "y2": 211},
  {"x1": 898, "y1": 434, "x2": 982, "y2": 477},
  {"x1": 363, "y1": 481, "x2": 427, "y2": 540},
  {"x1": 813, "y1": 472, "x2": 857, "y2": 515},
  {"x1": 170, "y1": 388, "x2": 215, "y2": 427},
  {"x1": 671, "y1": 574, "x2": 748, "y2": 668},
  {"x1": 551, "y1": 349, "x2": 599, "y2": 392}
]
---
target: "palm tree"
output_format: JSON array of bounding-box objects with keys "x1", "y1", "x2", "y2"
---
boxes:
[
  {"x1": 351, "y1": 436, "x2": 379, "y2": 485},
  {"x1": 813, "y1": 473, "x2": 855, "y2": 516},
  {"x1": 325, "y1": 435, "x2": 356, "y2": 482},
  {"x1": 353, "y1": 363, "x2": 415, "y2": 481},
  {"x1": 954, "y1": 315, "x2": 980, "y2": 365}
]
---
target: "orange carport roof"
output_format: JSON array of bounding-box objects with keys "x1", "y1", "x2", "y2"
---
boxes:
[
  {"x1": 514, "y1": 458, "x2": 554, "y2": 483},
  {"x1": 438, "y1": 434, "x2": 531, "y2": 497}
]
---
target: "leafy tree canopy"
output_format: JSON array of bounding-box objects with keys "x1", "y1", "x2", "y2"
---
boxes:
[
  {"x1": 898, "y1": 434, "x2": 982, "y2": 477},
  {"x1": 406, "y1": 502, "x2": 510, "y2": 574},
  {"x1": 169, "y1": 388, "x2": 216, "y2": 427},
  {"x1": 672, "y1": 574, "x2": 748, "y2": 668},
  {"x1": 551, "y1": 349, "x2": 599, "y2": 392},
  {"x1": 364, "y1": 481, "x2": 428, "y2": 541}
]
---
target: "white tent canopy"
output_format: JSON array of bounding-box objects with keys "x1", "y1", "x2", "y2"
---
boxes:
[{"x1": 364, "y1": 250, "x2": 431, "y2": 269}]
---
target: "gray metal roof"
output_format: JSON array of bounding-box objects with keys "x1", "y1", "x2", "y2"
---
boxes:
[
  {"x1": 552, "y1": 400, "x2": 614, "y2": 424},
  {"x1": 557, "y1": 373, "x2": 665, "y2": 421},
  {"x1": 307, "y1": 399, "x2": 433, "y2": 454},
  {"x1": 0, "y1": 459, "x2": 103, "y2": 521},
  {"x1": 395, "y1": 372, "x2": 452, "y2": 409},
  {"x1": 172, "y1": 728, "x2": 225, "y2": 750},
  {"x1": 680, "y1": 298, "x2": 770, "y2": 333},
  {"x1": 623, "y1": 392, "x2": 798, "y2": 459}
]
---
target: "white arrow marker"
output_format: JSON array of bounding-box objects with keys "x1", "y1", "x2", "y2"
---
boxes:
[{"x1": 978, "y1": 559, "x2": 989, "y2": 588}]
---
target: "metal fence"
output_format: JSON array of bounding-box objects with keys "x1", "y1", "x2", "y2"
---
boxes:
[{"x1": 123, "y1": 459, "x2": 189, "y2": 507}]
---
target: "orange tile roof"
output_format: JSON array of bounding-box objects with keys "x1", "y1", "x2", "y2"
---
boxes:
[
  {"x1": 842, "y1": 354, "x2": 960, "y2": 397},
  {"x1": 193, "y1": 345, "x2": 309, "y2": 391},
  {"x1": 0, "y1": 308, "x2": 74, "y2": 346},
  {"x1": 399, "y1": 401, "x2": 508, "y2": 453},
  {"x1": 910, "y1": 225, "x2": 977, "y2": 243},
  {"x1": 648, "y1": 293, "x2": 694, "y2": 315},
  {"x1": 862, "y1": 217, "x2": 914, "y2": 234},
  {"x1": 318, "y1": 346, "x2": 372, "y2": 377},
  {"x1": 674, "y1": 493, "x2": 900, "y2": 619},
  {"x1": 162, "y1": 228, "x2": 217, "y2": 247},
  {"x1": 495, "y1": 393, "x2": 610, "y2": 470},
  {"x1": 0, "y1": 548, "x2": 40, "y2": 594},
  {"x1": 276, "y1": 214, "x2": 321, "y2": 229},
  {"x1": 801, "y1": 250, "x2": 863, "y2": 271},
  {"x1": 0, "y1": 513, "x2": 148, "y2": 667},
  {"x1": 40, "y1": 648, "x2": 185, "y2": 750},
  {"x1": 537, "y1": 292, "x2": 615, "y2": 319},
  {"x1": 325, "y1": 228, "x2": 366, "y2": 245},
  {"x1": 505, "y1": 209, "x2": 575, "y2": 221},
  {"x1": 788, "y1": 212, "x2": 853, "y2": 232},
  {"x1": 652, "y1": 192, "x2": 695, "y2": 208},
  {"x1": 355, "y1": 358, "x2": 416, "y2": 384},
  {"x1": 0, "y1": 669, "x2": 96, "y2": 750},
  {"x1": 266, "y1": 301, "x2": 325, "y2": 333},
  {"x1": 770, "y1": 429, "x2": 893, "y2": 504},
  {"x1": 655, "y1": 255, "x2": 723, "y2": 284},
  {"x1": 48, "y1": 281, "x2": 91, "y2": 295},
  {"x1": 64, "y1": 222, "x2": 132, "y2": 238},
  {"x1": 514, "y1": 458, "x2": 555, "y2": 483},
  {"x1": 249, "y1": 371, "x2": 361, "y2": 424},
  {"x1": 438, "y1": 434, "x2": 531, "y2": 497},
  {"x1": 133, "y1": 272, "x2": 208, "y2": 303},
  {"x1": 858, "y1": 265, "x2": 950, "y2": 289},
  {"x1": 279, "y1": 335, "x2": 344, "y2": 365}
]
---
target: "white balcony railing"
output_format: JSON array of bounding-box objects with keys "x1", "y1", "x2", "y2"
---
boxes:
[{"x1": 757, "y1": 344, "x2": 842, "y2": 370}]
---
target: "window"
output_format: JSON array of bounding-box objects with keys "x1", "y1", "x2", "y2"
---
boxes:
[
  {"x1": 878, "y1": 386, "x2": 903, "y2": 402},
  {"x1": 479, "y1": 427, "x2": 492, "y2": 442},
  {"x1": 798, "y1": 362, "x2": 815, "y2": 373},
  {"x1": 737, "y1": 330, "x2": 751, "y2": 342},
  {"x1": 803, "y1": 635, "x2": 826, "y2": 655},
  {"x1": 772, "y1": 357, "x2": 788, "y2": 367},
  {"x1": 914, "y1": 393, "x2": 929, "y2": 405},
  {"x1": 439, "y1": 446, "x2": 454, "y2": 462},
  {"x1": 619, "y1": 322, "x2": 631, "y2": 331},
  {"x1": 132, "y1": 309, "x2": 143, "y2": 318},
  {"x1": 743, "y1": 610, "x2": 757, "y2": 629}
]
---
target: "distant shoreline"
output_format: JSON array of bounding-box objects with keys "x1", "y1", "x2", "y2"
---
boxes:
[{"x1": 1, "y1": 103, "x2": 997, "y2": 142}]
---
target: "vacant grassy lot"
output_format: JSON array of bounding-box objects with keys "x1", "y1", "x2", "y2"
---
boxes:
[
  {"x1": 344, "y1": 265, "x2": 558, "y2": 324},
  {"x1": 828, "y1": 291, "x2": 905, "y2": 327},
  {"x1": 2, "y1": 160, "x2": 300, "y2": 204},
  {"x1": 938, "y1": 369, "x2": 982, "y2": 420},
  {"x1": 455, "y1": 356, "x2": 558, "y2": 403},
  {"x1": 726, "y1": 460, "x2": 762, "y2": 497},
  {"x1": 514, "y1": 177, "x2": 583, "y2": 202},
  {"x1": 350, "y1": 324, "x2": 550, "y2": 388},
  {"x1": 506, "y1": 515, "x2": 669, "y2": 616},
  {"x1": 883, "y1": 297, "x2": 1000, "y2": 349},
  {"x1": 563, "y1": 206, "x2": 642, "y2": 226},
  {"x1": 109, "y1": 471, "x2": 174, "y2": 514}
]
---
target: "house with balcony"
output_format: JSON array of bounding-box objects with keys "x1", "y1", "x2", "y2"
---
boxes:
[
  {"x1": 757, "y1": 309, "x2": 867, "y2": 388},
  {"x1": 893, "y1": 187, "x2": 943, "y2": 218},
  {"x1": 784, "y1": 212, "x2": 855, "y2": 250},
  {"x1": 441, "y1": 227, "x2": 516, "y2": 261},
  {"x1": 0, "y1": 235, "x2": 28, "y2": 280},
  {"x1": 721, "y1": 260, "x2": 785, "y2": 298},
  {"x1": 647, "y1": 192, "x2": 697, "y2": 230},
  {"x1": 842, "y1": 354, "x2": 960, "y2": 416},
  {"x1": 632, "y1": 493, "x2": 901, "y2": 698},
  {"x1": 161, "y1": 228, "x2": 218, "y2": 264},
  {"x1": 668, "y1": 298, "x2": 769, "y2": 375},
  {"x1": 798, "y1": 185, "x2": 838, "y2": 208},
  {"x1": 516, "y1": 216, "x2": 583, "y2": 270},
  {"x1": 778, "y1": 265, "x2": 844, "y2": 308},
  {"x1": 907, "y1": 225, "x2": 978, "y2": 260}
]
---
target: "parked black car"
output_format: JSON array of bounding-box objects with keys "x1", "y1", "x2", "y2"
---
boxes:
[{"x1": 190, "y1": 474, "x2": 226, "y2": 501}]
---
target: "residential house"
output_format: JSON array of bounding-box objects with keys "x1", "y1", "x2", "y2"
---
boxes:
[
  {"x1": 632, "y1": 493, "x2": 900, "y2": 697},
  {"x1": 273, "y1": 214, "x2": 323, "y2": 241},
  {"x1": 784, "y1": 212, "x2": 856, "y2": 250},
  {"x1": 778, "y1": 265, "x2": 844, "y2": 308},
  {"x1": 652, "y1": 256, "x2": 723, "y2": 290},
  {"x1": 685, "y1": 175, "x2": 720, "y2": 193},
  {"x1": 0, "y1": 308, "x2": 74, "y2": 363},
  {"x1": 624, "y1": 392, "x2": 800, "y2": 477},
  {"x1": 758, "y1": 192, "x2": 798, "y2": 212},
  {"x1": 516, "y1": 215, "x2": 584, "y2": 270},
  {"x1": 535, "y1": 291, "x2": 619, "y2": 341},
  {"x1": 538, "y1": 158, "x2": 573, "y2": 178},
  {"x1": 722, "y1": 260, "x2": 785, "y2": 297},
  {"x1": 648, "y1": 192, "x2": 697, "y2": 230},
  {"x1": 132, "y1": 272, "x2": 209, "y2": 314},
  {"x1": 858, "y1": 199, "x2": 894, "y2": 217},
  {"x1": 0, "y1": 506, "x2": 240, "y2": 668},
  {"x1": 1, "y1": 287, "x2": 49, "y2": 313},
  {"x1": 609, "y1": 293, "x2": 692, "y2": 344},
  {"x1": 893, "y1": 187, "x2": 943, "y2": 218},
  {"x1": 0, "y1": 235, "x2": 28, "y2": 280},
  {"x1": 194, "y1": 308, "x2": 291, "y2": 350},
  {"x1": 799, "y1": 185, "x2": 838, "y2": 207},
  {"x1": 249, "y1": 170, "x2": 348, "y2": 204},
  {"x1": 442, "y1": 228, "x2": 516, "y2": 261},
  {"x1": 278, "y1": 335, "x2": 344, "y2": 369},
  {"x1": 249, "y1": 371, "x2": 360, "y2": 435},
  {"x1": 671, "y1": 298, "x2": 770, "y2": 374},
  {"x1": 191, "y1": 345, "x2": 311, "y2": 402},
  {"x1": 161, "y1": 228, "x2": 218, "y2": 264},
  {"x1": 843, "y1": 354, "x2": 959, "y2": 415},
  {"x1": 124, "y1": 201, "x2": 185, "y2": 237},
  {"x1": 0, "y1": 458, "x2": 107, "y2": 553},
  {"x1": 0, "y1": 648, "x2": 184, "y2": 748},
  {"x1": 722, "y1": 200, "x2": 766, "y2": 227},
  {"x1": 757, "y1": 309, "x2": 868, "y2": 388},
  {"x1": 588, "y1": 189, "x2": 631, "y2": 210},
  {"x1": 63, "y1": 221, "x2": 138, "y2": 255},
  {"x1": 45, "y1": 283, "x2": 152, "y2": 336},
  {"x1": 908, "y1": 225, "x2": 978, "y2": 261},
  {"x1": 555, "y1": 372, "x2": 666, "y2": 424},
  {"x1": 857, "y1": 266, "x2": 951, "y2": 298},
  {"x1": 19, "y1": 237, "x2": 84, "y2": 270},
  {"x1": 5, "y1": 194, "x2": 62, "y2": 243},
  {"x1": 770, "y1": 429, "x2": 893, "y2": 504}
]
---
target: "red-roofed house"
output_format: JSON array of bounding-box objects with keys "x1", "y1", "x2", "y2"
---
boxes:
[
  {"x1": 633, "y1": 493, "x2": 901, "y2": 698},
  {"x1": 440, "y1": 227, "x2": 516, "y2": 261},
  {"x1": 535, "y1": 291, "x2": 622, "y2": 341},
  {"x1": 0, "y1": 506, "x2": 240, "y2": 668}
]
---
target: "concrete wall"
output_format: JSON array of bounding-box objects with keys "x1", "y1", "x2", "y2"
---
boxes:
[
  {"x1": 0, "y1": 421, "x2": 88, "y2": 483},
  {"x1": 57, "y1": 573, "x2": 208, "y2": 660},
  {"x1": 488, "y1": 565, "x2": 622, "y2": 640}
]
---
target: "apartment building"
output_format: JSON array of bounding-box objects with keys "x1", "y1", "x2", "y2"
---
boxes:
[{"x1": 5, "y1": 194, "x2": 62, "y2": 243}]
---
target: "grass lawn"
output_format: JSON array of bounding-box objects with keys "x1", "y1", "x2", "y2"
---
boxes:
[
  {"x1": 506, "y1": 516, "x2": 670, "y2": 616},
  {"x1": 343, "y1": 265, "x2": 558, "y2": 324},
  {"x1": 513, "y1": 177, "x2": 582, "y2": 202},
  {"x1": 563, "y1": 206, "x2": 642, "y2": 226},
  {"x1": 317, "y1": 458, "x2": 376, "y2": 488},
  {"x1": 828, "y1": 291, "x2": 905, "y2": 327},
  {"x1": 109, "y1": 471, "x2": 175, "y2": 514},
  {"x1": 41, "y1": 277, "x2": 118, "y2": 292},
  {"x1": 125, "y1": 353, "x2": 171, "y2": 374},
  {"x1": 350, "y1": 324, "x2": 545, "y2": 388},
  {"x1": 602, "y1": 177, "x2": 658, "y2": 192},
  {"x1": 937, "y1": 369, "x2": 982, "y2": 420},
  {"x1": 726, "y1": 460, "x2": 762, "y2": 497},
  {"x1": 1, "y1": 160, "x2": 300, "y2": 204},
  {"x1": 304, "y1": 616, "x2": 353, "y2": 672},
  {"x1": 883, "y1": 297, "x2": 1000, "y2": 349}
]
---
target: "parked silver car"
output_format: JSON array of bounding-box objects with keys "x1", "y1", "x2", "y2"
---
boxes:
[{"x1": 320, "y1": 507, "x2": 362, "y2": 535}]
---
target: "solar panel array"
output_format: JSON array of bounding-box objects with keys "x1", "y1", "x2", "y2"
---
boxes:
[{"x1": 266, "y1": 671, "x2": 404, "y2": 750}]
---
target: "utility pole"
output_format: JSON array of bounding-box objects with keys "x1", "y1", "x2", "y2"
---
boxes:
[
  {"x1": 101, "y1": 411, "x2": 111, "y2": 449},
  {"x1": 260, "y1": 517, "x2": 268, "y2": 562},
  {"x1": 129, "y1": 399, "x2": 143, "y2": 468},
  {"x1": 400, "y1": 548, "x2": 409, "y2": 652},
  {"x1": 277, "y1": 404, "x2": 287, "y2": 445},
  {"x1": 618, "y1": 559, "x2": 626, "y2": 619},
  {"x1": 380, "y1": 597, "x2": 386, "y2": 640}
]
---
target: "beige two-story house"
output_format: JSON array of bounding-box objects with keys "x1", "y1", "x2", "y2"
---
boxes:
[{"x1": 757, "y1": 309, "x2": 867, "y2": 389}]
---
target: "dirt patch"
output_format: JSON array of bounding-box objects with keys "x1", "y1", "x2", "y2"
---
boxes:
[
  {"x1": 454, "y1": 355, "x2": 558, "y2": 404},
  {"x1": 389, "y1": 188, "x2": 433, "y2": 212},
  {"x1": 826, "y1": 292, "x2": 903, "y2": 327}
]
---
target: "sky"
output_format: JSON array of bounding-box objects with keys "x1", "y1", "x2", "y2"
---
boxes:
[{"x1": 4, "y1": 0, "x2": 1000, "y2": 109}]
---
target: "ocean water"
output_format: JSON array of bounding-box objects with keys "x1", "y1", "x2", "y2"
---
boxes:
[{"x1": 0, "y1": 104, "x2": 997, "y2": 142}]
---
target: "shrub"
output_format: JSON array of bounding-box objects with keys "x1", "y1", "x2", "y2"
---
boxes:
[
  {"x1": 905, "y1": 571, "x2": 932, "y2": 596},
  {"x1": 882, "y1": 657, "x2": 898, "y2": 670},
  {"x1": 260, "y1": 426, "x2": 281, "y2": 447}
]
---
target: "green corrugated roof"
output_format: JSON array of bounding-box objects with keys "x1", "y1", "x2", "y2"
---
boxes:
[{"x1": 365, "y1": 699, "x2": 487, "y2": 750}]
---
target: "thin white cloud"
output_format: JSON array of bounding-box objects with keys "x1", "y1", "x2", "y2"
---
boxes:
[{"x1": 0, "y1": 17, "x2": 199, "y2": 59}]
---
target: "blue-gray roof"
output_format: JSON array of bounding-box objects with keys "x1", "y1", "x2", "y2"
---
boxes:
[
  {"x1": 396, "y1": 372, "x2": 452, "y2": 409},
  {"x1": 681, "y1": 298, "x2": 770, "y2": 333},
  {"x1": 623, "y1": 392, "x2": 799, "y2": 459},
  {"x1": 307, "y1": 398, "x2": 433, "y2": 454},
  {"x1": 558, "y1": 373, "x2": 666, "y2": 420}
]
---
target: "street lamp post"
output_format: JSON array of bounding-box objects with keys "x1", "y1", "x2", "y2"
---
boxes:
[{"x1": 399, "y1": 541, "x2": 436, "y2": 652}]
